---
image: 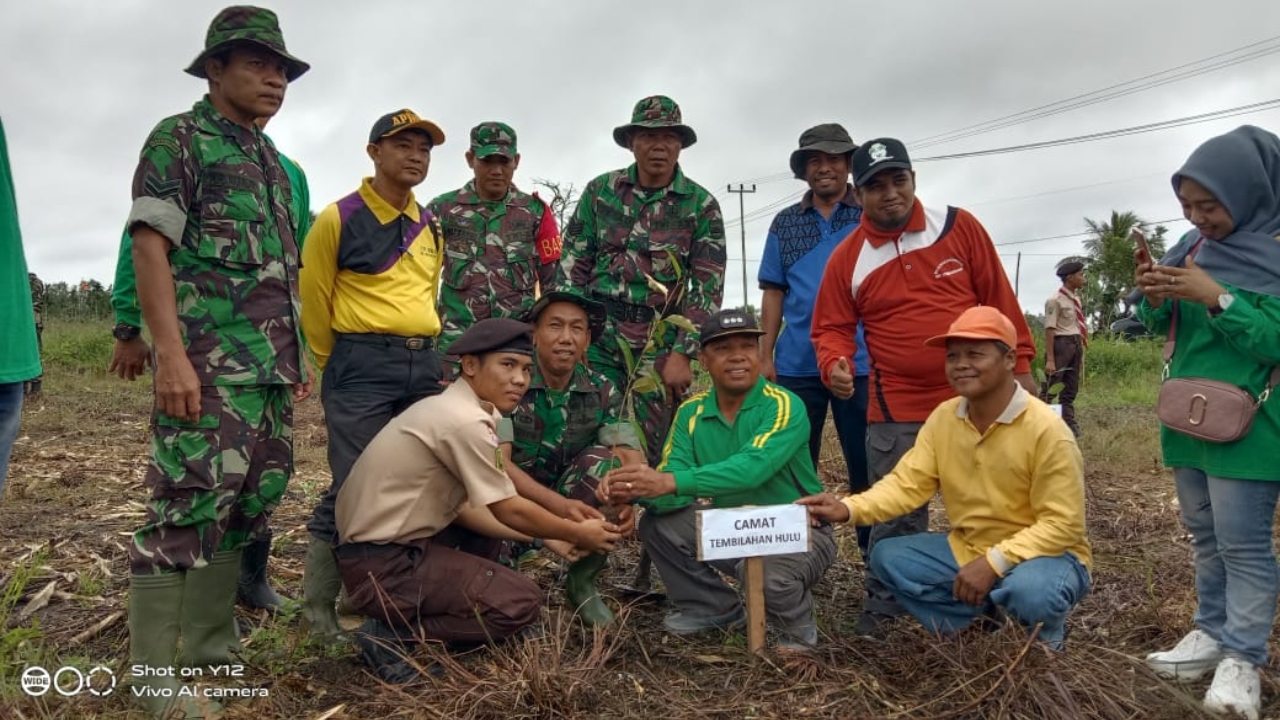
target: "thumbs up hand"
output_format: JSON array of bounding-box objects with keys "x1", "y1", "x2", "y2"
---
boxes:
[{"x1": 827, "y1": 357, "x2": 855, "y2": 400}]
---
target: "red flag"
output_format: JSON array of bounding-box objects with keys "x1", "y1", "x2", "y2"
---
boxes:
[{"x1": 533, "y1": 193, "x2": 562, "y2": 265}]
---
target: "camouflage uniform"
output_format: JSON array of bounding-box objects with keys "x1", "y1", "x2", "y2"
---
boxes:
[
  {"x1": 25, "y1": 273, "x2": 43, "y2": 395},
  {"x1": 429, "y1": 122, "x2": 561, "y2": 363},
  {"x1": 127, "y1": 95, "x2": 304, "y2": 575},
  {"x1": 557, "y1": 98, "x2": 726, "y2": 465},
  {"x1": 505, "y1": 361, "x2": 640, "y2": 503}
]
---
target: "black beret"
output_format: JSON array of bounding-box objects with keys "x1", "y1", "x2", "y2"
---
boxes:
[
  {"x1": 525, "y1": 290, "x2": 607, "y2": 341},
  {"x1": 1055, "y1": 258, "x2": 1086, "y2": 278},
  {"x1": 447, "y1": 318, "x2": 534, "y2": 357}
]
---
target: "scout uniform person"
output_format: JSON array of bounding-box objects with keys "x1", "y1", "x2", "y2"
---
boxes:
[
  {"x1": 605, "y1": 309, "x2": 835, "y2": 652},
  {"x1": 556, "y1": 95, "x2": 727, "y2": 468},
  {"x1": 334, "y1": 318, "x2": 621, "y2": 683},
  {"x1": 109, "y1": 114, "x2": 313, "y2": 611},
  {"x1": 125, "y1": 7, "x2": 309, "y2": 717},
  {"x1": 299, "y1": 108, "x2": 447, "y2": 639},
  {"x1": 503, "y1": 290, "x2": 643, "y2": 626},
  {"x1": 1042, "y1": 257, "x2": 1088, "y2": 435},
  {"x1": 429, "y1": 121, "x2": 561, "y2": 369}
]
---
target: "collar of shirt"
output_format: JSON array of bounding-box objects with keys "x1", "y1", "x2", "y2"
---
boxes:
[
  {"x1": 452, "y1": 376, "x2": 502, "y2": 423},
  {"x1": 620, "y1": 164, "x2": 693, "y2": 196},
  {"x1": 528, "y1": 361, "x2": 595, "y2": 393},
  {"x1": 955, "y1": 382, "x2": 1031, "y2": 426},
  {"x1": 861, "y1": 198, "x2": 927, "y2": 248},
  {"x1": 192, "y1": 95, "x2": 261, "y2": 146},
  {"x1": 1058, "y1": 286, "x2": 1081, "y2": 302},
  {"x1": 798, "y1": 184, "x2": 859, "y2": 212},
  {"x1": 699, "y1": 375, "x2": 767, "y2": 424},
  {"x1": 357, "y1": 176, "x2": 421, "y2": 224},
  {"x1": 453, "y1": 180, "x2": 529, "y2": 208}
]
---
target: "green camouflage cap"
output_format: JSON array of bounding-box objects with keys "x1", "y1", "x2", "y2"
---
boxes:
[
  {"x1": 525, "y1": 290, "x2": 607, "y2": 342},
  {"x1": 613, "y1": 95, "x2": 697, "y2": 149},
  {"x1": 185, "y1": 5, "x2": 310, "y2": 82},
  {"x1": 470, "y1": 121, "x2": 518, "y2": 159}
]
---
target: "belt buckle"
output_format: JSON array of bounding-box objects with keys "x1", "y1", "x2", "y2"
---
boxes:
[{"x1": 405, "y1": 338, "x2": 425, "y2": 350}]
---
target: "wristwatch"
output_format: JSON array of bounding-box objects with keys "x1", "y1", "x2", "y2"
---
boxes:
[
  {"x1": 1207, "y1": 293, "x2": 1234, "y2": 317},
  {"x1": 113, "y1": 322, "x2": 142, "y2": 341}
]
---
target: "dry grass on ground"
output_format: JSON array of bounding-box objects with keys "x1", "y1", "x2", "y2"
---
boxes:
[{"x1": 2, "y1": 333, "x2": 1279, "y2": 719}]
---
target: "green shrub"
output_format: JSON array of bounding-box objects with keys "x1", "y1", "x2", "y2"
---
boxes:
[{"x1": 40, "y1": 321, "x2": 113, "y2": 375}]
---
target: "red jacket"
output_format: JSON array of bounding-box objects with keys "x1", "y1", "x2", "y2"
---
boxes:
[{"x1": 811, "y1": 199, "x2": 1033, "y2": 424}]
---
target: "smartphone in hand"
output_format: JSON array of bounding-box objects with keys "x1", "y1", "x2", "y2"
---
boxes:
[{"x1": 1131, "y1": 228, "x2": 1152, "y2": 266}]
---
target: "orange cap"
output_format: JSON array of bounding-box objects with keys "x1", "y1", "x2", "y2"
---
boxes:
[{"x1": 924, "y1": 306, "x2": 1017, "y2": 348}]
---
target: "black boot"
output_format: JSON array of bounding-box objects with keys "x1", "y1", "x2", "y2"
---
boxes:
[
  {"x1": 353, "y1": 618, "x2": 442, "y2": 684},
  {"x1": 237, "y1": 535, "x2": 289, "y2": 611}
]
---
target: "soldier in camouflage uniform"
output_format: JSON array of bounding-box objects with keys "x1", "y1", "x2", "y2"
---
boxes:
[
  {"x1": 429, "y1": 122, "x2": 561, "y2": 372},
  {"x1": 556, "y1": 96, "x2": 727, "y2": 472},
  {"x1": 124, "y1": 7, "x2": 309, "y2": 717},
  {"x1": 25, "y1": 272, "x2": 43, "y2": 396},
  {"x1": 501, "y1": 290, "x2": 643, "y2": 625}
]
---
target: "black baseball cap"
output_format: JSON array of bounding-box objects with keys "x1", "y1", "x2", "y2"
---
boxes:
[
  {"x1": 699, "y1": 308, "x2": 766, "y2": 346},
  {"x1": 368, "y1": 108, "x2": 445, "y2": 146},
  {"x1": 852, "y1": 137, "x2": 912, "y2": 187}
]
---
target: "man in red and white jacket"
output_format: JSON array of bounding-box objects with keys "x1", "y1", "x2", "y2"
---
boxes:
[{"x1": 810, "y1": 137, "x2": 1036, "y2": 636}]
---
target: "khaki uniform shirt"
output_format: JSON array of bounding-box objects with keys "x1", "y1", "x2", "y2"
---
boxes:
[
  {"x1": 336, "y1": 380, "x2": 516, "y2": 545},
  {"x1": 1044, "y1": 288, "x2": 1082, "y2": 337}
]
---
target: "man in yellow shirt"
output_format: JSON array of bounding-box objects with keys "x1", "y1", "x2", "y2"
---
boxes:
[
  {"x1": 298, "y1": 109, "x2": 447, "y2": 638},
  {"x1": 800, "y1": 306, "x2": 1090, "y2": 648}
]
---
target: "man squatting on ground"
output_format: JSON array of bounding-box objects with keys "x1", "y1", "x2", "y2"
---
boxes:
[
  {"x1": 801, "y1": 306, "x2": 1092, "y2": 649},
  {"x1": 500, "y1": 290, "x2": 645, "y2": 626},
  {"x1": 604, "y1": 309, "x2": 836, "y2": 650},
  {"x1": 299, "y1": 109, "x2": 448, "y2": 639},
  {"x1": 810, "y1": 137, "x2": 1037, "y2": 637},
  {"x1": 125, "y1": 6, "x2": 310, "y2": 717},
  {"x1": 333, "y1": 319, "x2": 621, "y2": 682}
]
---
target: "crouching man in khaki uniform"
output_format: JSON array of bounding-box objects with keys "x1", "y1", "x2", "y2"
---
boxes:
[{"x1": 335, "y1": 318, "x2": 621, "y2": 682}]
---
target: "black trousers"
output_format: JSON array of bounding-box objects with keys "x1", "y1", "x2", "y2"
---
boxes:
[{"x1": 1042, "y1": 335, "x2": 1083, "y2": 436}]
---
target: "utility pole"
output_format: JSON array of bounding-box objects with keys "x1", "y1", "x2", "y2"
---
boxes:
[
  {"x1": 1014, "y1": 251, "x2": 1022, "y2": 299},
  {"x1": 726, "y1": 183, "x2": 757, "y2": 309}
]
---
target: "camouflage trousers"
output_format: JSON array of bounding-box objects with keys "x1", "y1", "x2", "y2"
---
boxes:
[
  {"x1": 531, "y1": 445, "x2": 617, "y2": 506},
  {"x1": 586, "y1": 343, "x2": 680, "y2": 468},
  {"x1": 130, "y1": 384, "x2": 293, "y2": 575}
]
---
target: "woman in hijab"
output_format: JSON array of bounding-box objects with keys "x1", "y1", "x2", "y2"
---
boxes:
[{"x1": 1135, "y1": 125, "x2": 1280, "y2": 720}]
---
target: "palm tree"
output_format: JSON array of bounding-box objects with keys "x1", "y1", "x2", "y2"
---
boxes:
[{"x1": 1081, "y1": 211, "x2": 1167, "y2": 331}]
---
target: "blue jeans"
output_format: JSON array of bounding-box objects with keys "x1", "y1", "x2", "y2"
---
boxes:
[
  {"x1": 1174, "y1": 467, "x2": 1280, "y2": 667},
  {"x1": 870, "y1": 533, "x2": 1090, "y2": 648},
  {"x1": 0, "y1": 382, "x2": 24, "y2": 497}
]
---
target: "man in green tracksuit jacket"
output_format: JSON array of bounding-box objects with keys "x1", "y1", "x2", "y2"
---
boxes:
[{"x1": 604, "y1": 308, "x2": 836, "y2": 650}]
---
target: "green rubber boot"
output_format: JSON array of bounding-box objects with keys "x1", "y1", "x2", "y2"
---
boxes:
[
  {"x1": 180, "y1": 550, "x2": 243, "y2": 667},
  {"x1": 129, "y1": 573, "x2": 222, "y2": 718},
  {"x1": 565, "y1": 553, "x2": 615, "y2": 627},
  {"x1": 302, "y1": 536, "x2": 347, "y2": 641}
]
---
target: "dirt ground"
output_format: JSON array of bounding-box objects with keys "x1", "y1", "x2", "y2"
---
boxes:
[{"x1": 2, "y1": 374, "x2": 1278, "y2": 719}]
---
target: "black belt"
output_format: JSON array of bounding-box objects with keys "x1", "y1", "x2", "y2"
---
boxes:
[
  {"x1": 334, "y1": 541, "x2": 410, "y2": 560},
  {"x1": 593, "y1": 295, "x2": 656, "y2": 324},
  {"x1": 335, "y1": 332, "x2": 435, "y2": 351}
]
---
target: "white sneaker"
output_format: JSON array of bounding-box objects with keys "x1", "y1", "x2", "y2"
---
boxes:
[
  {"x1": 1203, "y1": 657, "x2": 1261, "y2": 720},
  {"x1": 1146, "y1": 628, "x2": 1223, "y2": 680}
]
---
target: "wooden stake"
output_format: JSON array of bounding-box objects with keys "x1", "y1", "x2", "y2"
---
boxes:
[{"x1": 744, "y1": 556, "x2": 766, "y2": 660}]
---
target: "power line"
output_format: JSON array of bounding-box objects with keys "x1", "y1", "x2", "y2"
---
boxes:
[{"x1": 993, "y1": 217, "x2": 1182, "y2": 247}]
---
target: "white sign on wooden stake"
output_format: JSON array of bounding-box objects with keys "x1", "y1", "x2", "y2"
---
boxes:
[{"x1": 696, "y1": 504, "x2": 810, "y2": 562}]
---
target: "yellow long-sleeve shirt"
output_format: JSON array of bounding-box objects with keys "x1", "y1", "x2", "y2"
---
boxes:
[
  {"x1": 844, "y1": 384, "x2": 1091, "y2": 575},
  {"x1": 300, "y1": 178, "x2": 443, "y2": 370}
]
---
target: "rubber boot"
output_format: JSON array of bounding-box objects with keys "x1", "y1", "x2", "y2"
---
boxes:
[
  {"x1": 565, "y1": 553, "x2": 614, "y2": 627},
  {"x1": 129, "y1": 573, "x2": 221, "y2": 718},
  {"x1": 180, "y1": 550, "x2": 243, "y2": 667},
  {"x1": 303, "y1": 536, "x2": 347, "y2": 641},
  {"x1": 237, "y1": 532, "x2": 289, "y2": 611}
]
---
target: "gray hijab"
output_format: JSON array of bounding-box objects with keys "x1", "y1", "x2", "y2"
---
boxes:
[{"x1": 1160, "y1": 125, "x2": 1280, "y2": 297}]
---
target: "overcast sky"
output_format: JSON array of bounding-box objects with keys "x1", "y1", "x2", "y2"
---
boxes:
[{"x1": 4, "y1": 0, "x2": 1279, "y2": 316}]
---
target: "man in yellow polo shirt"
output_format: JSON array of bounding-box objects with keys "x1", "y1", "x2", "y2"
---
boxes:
[
  {"x1": 799, "y1": 306, "x2": 1091, "y2": 649},
  {"x1": 299, "y1": 108, "x2": 447, "y2": 638}
]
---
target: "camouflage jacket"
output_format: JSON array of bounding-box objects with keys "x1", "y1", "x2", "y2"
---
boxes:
[
  {"x1": 429, "y1": 182, "x2": 561, "y2": 352},
  {"x1": 556, "y1": 164, "x2": 726, "y2": 357},
  {"x1": 127, "y1": 96, "x2": 303, "y2": 386},
  {"x1": 507, "y1": 361, "x2": 640, "y2": 484},
  {"x1": 28, "y1": 274, "x2": 43, "y2": 326}
]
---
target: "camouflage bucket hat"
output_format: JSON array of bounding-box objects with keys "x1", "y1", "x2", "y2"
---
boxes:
[
  {"x1": 185, "y1": 5, "x2": 310, "y2": 82},
  {"x1": 471, "y1": 121, "x2": 518, "y2": 159},
  {"x1": 612, "y1": 95, "x2": 697, "y2": 149},
  {"x1": 789, "y1": 123, "x2": 858, "y2": 180}
]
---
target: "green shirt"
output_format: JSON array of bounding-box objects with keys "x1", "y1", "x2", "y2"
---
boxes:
[
  {"x1": 658, "y1": 375, "x2": 820, "y2": 509},
  {"x1": 0, "y1": 117, "x2": 41, "y2": 384},
  {"x1": 114, "y1": 148, "x2": 310, "y2": 328},
  {"x1": 1137, "y1": 286, "x2": 1280, "y2": 480}
]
